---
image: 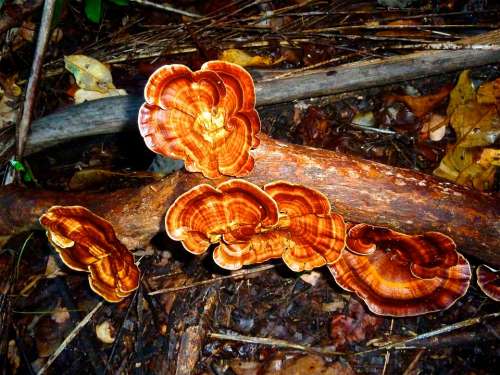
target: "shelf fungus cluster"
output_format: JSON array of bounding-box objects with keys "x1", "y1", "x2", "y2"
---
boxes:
[
  {"x1": 328, "y1": 224, "x2": 472, "y2": 317},
  {"x1": 165, "y1": 179, "x2": 346, "y2": 272},
  {"x1": 138, "y1": 61, "x2": 260, "y2": 179},
  {"x1": 39, "y1": 206, "x2": 140, "y2": 302}
]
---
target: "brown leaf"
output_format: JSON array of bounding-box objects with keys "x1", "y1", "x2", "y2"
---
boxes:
[
  {"x1": 477, "y1": 77, "x2": 500, "y2": 107},
  {"x1": 385, "y1": 85, "x2": 452, "y2": 118},
  {"x1": 330, "y1": 299, "x2": 383, "y2": 348},
  {"x1": 219, "y1": 49, "x2": 282, "y2": 67}
]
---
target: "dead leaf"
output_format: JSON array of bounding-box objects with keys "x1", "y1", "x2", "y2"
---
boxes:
[
  {"x1": 300, "y1": 271, "x2": 322, "y2": 286},
  {"x1": 456, "y1": 163, "x2": 496, "y2": 191},
  {"x1": 477, "y1": 77, "x2": 500, "y2": 106},
  {"x1": 45, "y1": 255, "x2": 64, "y2": 278},
  {"x1": 330, "y1": 299, "x2": 383, "y2": 348},
  {"x1": 385, "y1": 85, "x2": 452, "y2": 118},
  {"x1": 74, "y1": 87, "x2": 127, "y2": 104},
  {"x1": 64, "y1": 55, "x2": 115, "y2": 93},
  {"x1": 51, "y1": 307, "x2": 70, "y2": 324},
  {"x1": 447, "y1": 70, "x2": 476, "y2": 116},
  {"x1": 352, "y1": 111, "x2": 375, "y2": 127},
  {"x1": 433, "y1": 146, "x2": 476, "y2": 182},
  {"x1": 219, "y1": 49, "x2": 282, "y2": 67},
  {"x1": 450, "y1": 102, "x2": 498, "y2": 146},
  {"x1": 7, "y1": 340, "x2": 20, "y2": 374},
  {"x1": 433, "y1": 71, "x2": 499, "y2": 190},
  {"x1": 479, "y1": 148, "x2": 500, "y2": 167},
  {"x1": 0, "y1": 90, "x2": 18, "y2": 129}
]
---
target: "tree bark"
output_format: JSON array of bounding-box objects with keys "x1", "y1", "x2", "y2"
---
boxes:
[{"x1": 1, "y1": 135, "x2": 499, "y2": 266}]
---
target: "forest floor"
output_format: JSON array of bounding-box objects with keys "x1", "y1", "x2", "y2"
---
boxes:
[{"x1": 0, "y1": 0, "x2": 499, "y2": 374}]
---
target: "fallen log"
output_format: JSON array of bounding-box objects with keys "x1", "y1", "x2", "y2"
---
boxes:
[
  {"x1": 1, "y1": 135, "x2": 499, "y2": 266},
  {"x1": 11, "y1": 29, "x2": 500, "y2": 156}
]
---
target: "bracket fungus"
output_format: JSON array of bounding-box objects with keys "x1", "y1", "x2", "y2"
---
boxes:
[
  {"x1": 165, "y1": 179, "x2": 279, "y2": 257},
  {"x1": 476, "y1": 264, "x2": 500, "y2": 301},
  {"x1": 138, "y1": 61, "x2": 260, "y2": 179},
  {"x1": 39, "y1": 206, "x2": 140, "y2": 303},
  {"x1": 263, "y1": 181, "x2": 346, "y2": 272},
  {"x1": 328, "y1": 224, "x2": 471, "y2": 317},
  {"x1": 166, "y1": 180, "x2": 345, "y2": 271}
]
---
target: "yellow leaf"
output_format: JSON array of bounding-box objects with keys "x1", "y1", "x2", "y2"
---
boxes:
[
  {"x1": 477, "y1": 77, "x2": 500, "y2": 106},
  {"x1": 64, "y1": 55, "x2": 115, "y2": 93},
  {"x1": 74, "y1": 88, "x2": 127, "y2": 104},
  {"x1": 479, "y1": 148, "x2": 500, "y2": 167},
  {"x1": 450, "y1": 102, "x2": 499, "y2": 146},
  {"x1": 219, "y1": 49, "x2": 280, "y2": 67},
  {"x1": 433, "y1": 146, "x2": 475, "y2": 181},
  {"x1": 456, "y1": 164, "x2": 496, "y2": 191},
  {"x1": 447, "y1": 70, "x2": 476, "y2": 116}
]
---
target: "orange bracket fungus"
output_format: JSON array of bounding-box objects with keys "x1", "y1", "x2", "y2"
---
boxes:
[
  {"x1": 263, "y1": 181, "x2": 345, "y2": 272},
  {"x1": 138, "y1": 61, "x2": 260, "y2": 179},
  {"x1": 166, "y1": 180, "x2": 345, "y2": 271},
  {"x1": 328, "y1": 224, "x2": 471, "y2": 316},
  {"x1": 39, "y1": 206, "x2": 140, "y2": 303},
  {"x1": 476, "y1": 264, "x2": 500, "y2": 301},
  {"x1": 165, "y1": 179, "x2": 279, "y2": 268}
]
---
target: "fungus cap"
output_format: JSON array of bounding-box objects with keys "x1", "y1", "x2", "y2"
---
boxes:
[
  {"x1": 476, "y1": 264, "x2": 500, "y2": 301},
  {"x1": 265, "y1": 181, "x2": 346, "y2": 272},
  {"x1": 165, "y1": 179, "x2": 279, "y2": 256},
  {"x1": 138, "y1": 61, "x2": 260, "y2": 179},
  {"x1": 328, "y1": 224, "x2": 471, "y2": 317},
  {"x1": 213, "y1": 181, "x2": 346, "y2": 271},
  {"x1": 39, "y1": 206, "x2": 140, "y2": 302}
]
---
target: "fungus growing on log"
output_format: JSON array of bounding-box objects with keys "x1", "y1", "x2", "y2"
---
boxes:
[
  {"x1": 39, "y1": 206, "x2": 140, "y2": 302},
  {"x1": 328, "y1": 224, "x2": 471, "y2": 317},
  {"x1": 138, "y1": 61, "x2": 260, "y2": 179},
  {"x1": 476, "y1": 265, "x2": 500, "y2": 301},
  {"x1": 264, "y1": 181, "x2": 346, "y2": 272},
  {"x1": 165, "y1": 179, "x2": 278, "y2": 256},
  {"x1": 166, "y1": 180, "x2": 345, "y2": 271}
]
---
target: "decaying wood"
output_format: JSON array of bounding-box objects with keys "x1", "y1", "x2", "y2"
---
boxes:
[{"x1": 1, "y1": 135, "x2": 499, "y2": 266}]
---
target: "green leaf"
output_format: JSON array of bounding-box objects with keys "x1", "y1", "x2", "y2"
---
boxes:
[
  {"x1": 52, "y1": 0, "x2": 65, "y2": 26},
  {"x1": 9, "y1": 159, "x2": 34, "y2": 182},
  {"x1": 10, "y1": 159, "x2": 26, "y2": 172},
  {"x1": 109, "y1": 0, "x2": 128, "y2": 6},
  {"x1": 85, "y1": 0, "x2": 102, "y2": 23}
]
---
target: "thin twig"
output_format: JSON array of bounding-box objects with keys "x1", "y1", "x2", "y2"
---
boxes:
[
  {"x1": 104, "y1": 274, "x2": 144, "y2": 374},
  {"x1": 129, "y1": 0, "x2": 201, "y2": 18},
  {"x1": 15, "y1": 0, "x2": 56, "y2": 161},
  {"x1": 354, "y1": 312, "x2": 500, "y2": 356},
  {"x1": 381, "y1": 319, "x2": 395, "y2": 375},
  {"x1": 304, "y1": 24, "x2": 498, "y2": 33},
  {"x1": 149, "y1": 264, "x2": 277, "y2": 295},
  {"x1": 261, "y1": 53, "x2": 358, "y2": 81},
  {"x1": 207, "y1": 331, "x2": 347, "y2": 356},
  {"x1": 36, "y1": 301, "x2": 104, "y2": 375},
  {"x1": 402, "y1": 349, "x2": 425, "y2": 375}
]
